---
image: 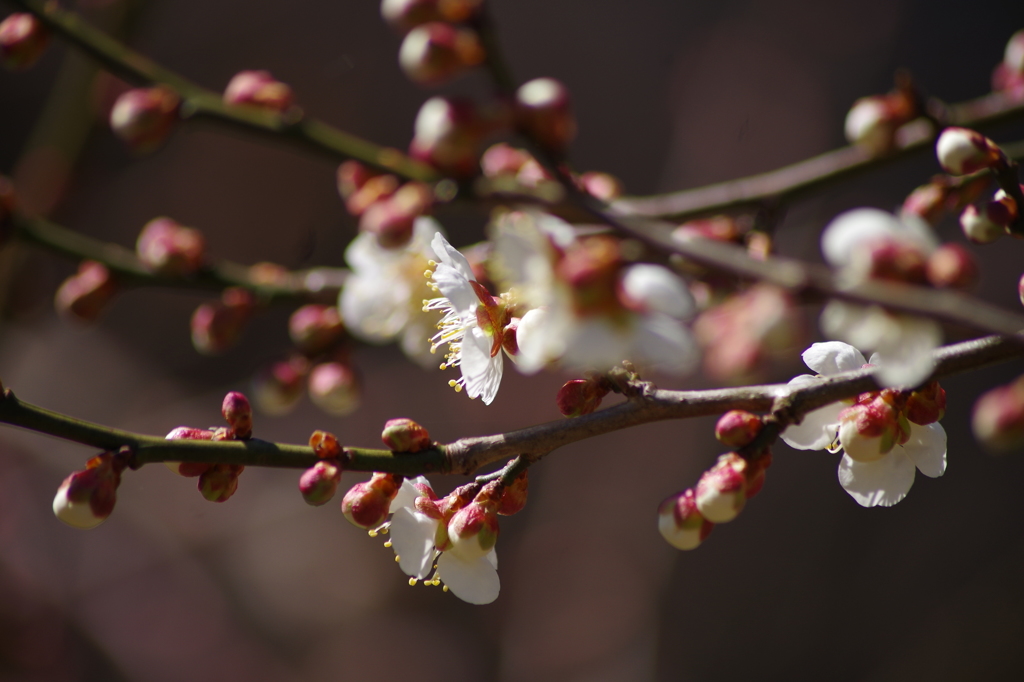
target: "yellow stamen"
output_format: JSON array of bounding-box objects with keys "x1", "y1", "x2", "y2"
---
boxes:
[
  {"x1": 442, "y1": 585, "x2": 449, "y2": 592},
  {"x1": 409, "y1": 578, "x2": 418, "y2": 586},
  {"x1": 368, "y1": 529, "x2": 378, "y2": 538},
  {"x1": 384, "y1": 541, "x2": 392, "y2": 548}
]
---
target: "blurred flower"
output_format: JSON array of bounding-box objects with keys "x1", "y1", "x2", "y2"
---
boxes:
[{"x1": 223, "y1": 70, "x2": 293, "y2": 112}]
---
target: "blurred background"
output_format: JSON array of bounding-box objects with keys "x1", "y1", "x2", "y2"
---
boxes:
[{"x1": 3, "y1": 0, "x2": 1024, "y2": 679}]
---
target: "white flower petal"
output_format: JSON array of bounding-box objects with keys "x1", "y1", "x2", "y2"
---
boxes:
[
  {"x1": 514, "y1": 307, "x2": 562, "y2": 373},
  {"x1": 436, "y1": 552, "x2": 500, "y2": 605},
  {"x1": 389, "y1": 507, "x2": 438, "y2": 580},
  {"x1": 485, "y1": 549, "x2": 498, "y2": 570},
  {"x1": 780, "y1": 376, "x2": 845, "y2": 450},
  {"x1": 802, "y1": 341, "x2": 866, "y2": 376},
  {"x1": 837, "y1": 450, "x2": 917, "y2": 507},
  {"x1": 432, "y1": 263, "x2": 479, "y2": 314},
  {"x1": 340, "y1": 273, "x2": 410, "y2": 342},
  {"x1": 431, "y1": 233, "x2": 475, "y2": 282},
  {"x1": 392, "y1": 477, "x2": 431, "y2": 512},
  {"x1": 563, "y1": 318, "x2": 631, "y2": 372},
  {"x1": 460, "y1": 326, "x2": 503, "y2": 405},
  {"x1": 620, "y1": 264, "x2": 695, "y2": 319},
  {"x1": 902, "y1": 422, "x2": 947, "y2": 478},
  {"x1": 821, "y1": 209, "x2": 905, "y2": 268},
  {"x1": 871, "y1": 317, "x2": 942, "y2": 388},
  {"x1": 633, "y1": 313, "x2": 699, "y2": 375}
]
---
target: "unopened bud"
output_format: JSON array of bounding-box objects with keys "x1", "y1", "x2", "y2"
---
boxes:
[
  {"x1": 0, "y1": 13, "x2": 48, "y2": 70},
  {"x1": 341, "y1": 472, "x2": 400, "y2": 528},
  {"x1": 252, "y1": 356, "x2": 308, "y2": 415},
  {"x1": 556, "y1": 378, "x2": 609, "y2": 417},
  {"x1": 289, "y1": 305, "x2": 344, "y2": 354},
  {"x1": 359, "y1": 182, "x2": 432, "y2": 248},
  {"x1": 409, "y1": 97, "x2": 481, "y2": 177},
  {"x1": 191, "y1": 287, "x2": 254, "y2": 355},
  {"x1": 837, "y1": 395, "x2": 909, "y2": 463},
  {"x1": 446, "y1": 482, "x2": 500, "y2": 562},
  {"x1": 844, "y1": 95, "x2": 903, "y2": 156},
  {"x1": 714, "y1": 410, "x2": 764, "y2": 448},
  {"x1": 381, "y1": 417, "x2": 431, "y2": 452},
  {"x1": 381, "y1": 0, "x2": 444, "y2": 33},
  {"x1": 658, "y1": 488, "x2": 713, "y2": 550},
  {"x1": 1005, "y1": 29, "x2": 1024, "y2": 74},
  {"x1": 336, "y1": 160, "x2": 375, "y2": 201},
  {"x1": 579, "y1": 171, "x2": 623, "y2": 201},
  {"x1": 137, "y1": 217, "x2": 205, "y2": 276},
  {"x1": 54, "y1": 261, "x2": 118, "y2": 323},
  {"x1": 972, "y1": 380, "x2": 1024, "y2": 453},
  {"x1": 309, "y1": 430, "x2": 342, "y2": 459},
  {"x1": 221, "y1": 391, "x2": 253, "y2": 439},
  {"x1": 960, "y1": 199, "x2": 1014, "y2": 244},
  {"x1": 198, "y1": 464, "x2": 243, "y2": 502},
  {"x1": 52, "y1": 453, "x2": 123, "y2": 529},
  {"x1": 515, "y1": 78, "x2": 576, "y2": 151},
  {"x1": 694, "y1": 453, "x2": 747, "y2": 523},
  {"x1": 299, "y1": 460, "x2": 342, "y2": 506},
  {"x1": 497, "y1": 469, "x2": 528, "y2": 516},
  {"x1": 398, "y1": 22, "x2": 484, "y2": 86},
  {"x1": 164, "y1": 426, "x2": 215, "y2": 477},
  {"x1": 110, "y1": 86, "x2": 180, "y2": 154},
  {"x1": 223, "y1": 70, "x2": 293, "y2": 112},
  {"x1": 901, "y1": 181, "x2": 949, "y2": 225},
  {"x1": 345, "y1": 174, "x2": 399, "y2": 216},
  {"x1": 744, "y1": 451, "x2": 772, "y2": 499},
  {"x1": 308, "y1": 361, "x2": 360, "y2": 416},
  {"x1": 936, "y1": 127, "x2": 1004, "y2": 176},
  {"x1": 906, "y1": 381, "x2": 946, "y2": 426},
  {"x1": 480, "y1": 143, "x2": 532, "y2": 178},
  {"x1": 926, "y1": 243, "x2": 977, "y2": 289}
]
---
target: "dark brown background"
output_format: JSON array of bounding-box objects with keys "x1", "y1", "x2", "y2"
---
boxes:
[{"x1": 3, "y1": 0, "x2": 1024, "y2": 680}]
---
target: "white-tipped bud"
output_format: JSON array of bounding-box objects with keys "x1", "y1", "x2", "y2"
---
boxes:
[
  {"x1": 694, "y1": 453, "x2": 748, "y2": 523},
  {"x1": 936, "y1": 127, "x2": 1003, "y2": 176},
  {"x1": 658, "y1": 489, "x2": 713, "y2": 550}
]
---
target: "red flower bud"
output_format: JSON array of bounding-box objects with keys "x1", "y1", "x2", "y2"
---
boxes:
[
  {"x1": 198, "y1": 464, "x2": 244, "y2": 502},
  {"x1": 694, "y1": 453, "x2": 748, "y2": 523},
  {"x1": 309, "y1": 430, "x2": 342, "y2": 459},
  {"x1": 381, "y1": 418, "x2": 432, "y2": 453},
  {"x1": 556, "y1": 378, "x2": 609, "y2": 417},
  {"x1": 308, "y1": 361, "x2": 360, "y2": 416},
  {"x1": 358, "y1": 182, "x2": 433, "y2": 248},
  {"x1": 341, "y1": 472, "x2": 400, "y2": 528},
  {"x1": 906, "y1": 381, "x2": 946, "y2": 426},
  {"x1": 497, "y1": 469, "x2": 528, "y2": 516},
  {"x1": 0, "y1": 13, "x2": 48, "y2": 70},
  {"x1": 579, "y1": 171, "x2": 623, "y2": 201},
  {"x1": 446, "y1": 482, "x2": 500, "y2": 561},
  {"x1": 109, "y1": 86, "x2": 180, "y2": 154},
  {"x1": 299, "y1": 460, "x2": 342, "y2": 506},
  {"x1": 714, "y1": 410, "x2": 764, "y2": 448},
  {"x1": 221, "y1": 391, "x2": 253, "y2": 439},
  {"x1": 136, "y1": 217, "x2": 205, "y2": 276},
  {"x1": 288, "y1": 305, "x2": 345, "y2": 355},
  {"x1": 54, "y1": 261, "x2": 118, "y2": 323},
  {"x1": 480, "y1": 143, "x2": 533, "y2": 178},
  {"x1": 190, "y1": 288, "x2": 255, "y2": 355},
  {"x1": 52, "y1": 453, "x2": 123, "y2": 529},
  {"x1": 515, "y1": 78, "x2": 576, "y2": 151},
  {"x1": 223, "y1": 70, "x2": 293, "y2": 112},
  {"x1": 163, "y1": 426, "x2": 216, "y2": 477}
]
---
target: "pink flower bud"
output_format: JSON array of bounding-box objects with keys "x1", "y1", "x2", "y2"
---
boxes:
[
  {"x1": 252, "y1": 356, "x2": 309, "y2": 415},
  {"x1": 381, "y1": 417, "x2": 432, "y2": 452},
  {"x1": 837, "y1": 395, "x2": 909, "y2": 463},
  {"x1": 341, "y1": 472, "x2": 400, "y2": 528},
  {"x1": 694, "y1": 453, "x2": 748, "y2": 523},
  {"x1": 847, "y1": 238, "x2": 928, "y2": 284},
  {"x1": 308, "y1": 361, "x2": 360, "y2": 416},
  {"x1": 556, "y1": 378, "x2": 609, "y2": 417},
  {"x1": 926, "y1": 243, "x2": 977, "y2": 289},
  {"x1": 901, "y1": 181, "x2": 950, "y2": 225},
  {"x1": 288, "y1": 305, "x2": 344, "y2": 354},
  {"x1": 223, "y1": 70, "x2": 293, "y2": 112},
  {"x1": 358, "y1": 182, "x2": 433, "y2": 248},
  {"x1": 936, "y1": 127, "x2": 1004, "y2": 176},
  {"x1": 398, "y1": 22, "x2": 483, "y2": 86},
  {"x1": 515, "y1": 78, "x2": 577, "y2": 151},
  {"x1": 299, "y1": 460, "x2": 342, "y2": 506},
  {"x1": 336, "y1": 160, "x2": 375, "y2": 201},
  {"x1": 136, "y1": 217, "x2": 205, "y2": 276},
  {"x1": 163, "y1": 426, "x2": 215, "y2": 477},
  {"x1": 109, "y1": 86, "x2": 180, "y2": 154},
  {"x1": 191, "y1": 288, "x2": 255, "y2": 355},
  {"x1": 960, "y1": 198, "x2": 1014, "y2": 244},
  {"x1": 480, "y1": 143, "x2": 532, "y2": 178},
  {"x1": 220, "y1": 391, "x2": 253, "y2": 439},
  {"x1": 0, "y1": 13, "x2": 48, "y2": 70},
  {"x1": 906, "y1": 381, "x2": 946, "y2": 426},
  {"x1": 309, "y1": 430, "x2": 342, "y2": 459},
  {"x1": 198, "y1": 464, "x2": 244, "y2": 502},
  {"x1": 714, "y1": 410, "x2": 764, "y2": 448},
  {"x1": 658, "y1": 488, "x2": 713, "y2": 550},
  {"x1": 844, "y1": 95, "x2": 905, "y2": 156},
  {"x1": 409, "y1": 97, "x2": 481, "y2": 177},
  {"x1": 972, "y1": 380, "x2": 1024, "y2": 453},
  {"x1": 54, "y1": 261, "x2": 118, "y2": 323},
  {"x1": 52, "y1": 453, "x2": 123, "y2": 529},
  {"x1": 497, "y1": 469, "x2": 528, "y2": 516},
  {"x1": 446, "y1": 482, "x2": 500, "y2": 562},
  {"x1": 579, "y1": 171, "x2": 623, "y2": 201}
]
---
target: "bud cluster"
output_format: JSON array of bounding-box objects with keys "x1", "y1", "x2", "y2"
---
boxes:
[
  {"x1": 299, "y1": 430, "x2": 345, "y2": 506},
  {"x1": 382, "y1": 0, "x2": 485, "y2": 86},
  {"x1": 838, "y1": 382, "x2": 946, "y2": 463},
  {"x1": 480, "y1": 143, "x2": 621, "y2": 201},
  {"x1": 844, "y1": 86, "x2": 917, "y2": 156},
  {"x1": 337, "y1": 161, "x2": 433, "y2": 248}
]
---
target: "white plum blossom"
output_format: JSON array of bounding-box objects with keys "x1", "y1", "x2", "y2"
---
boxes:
[
  {"x1": 491, "y1": 210, "x2": 699, "y2": 375},
  {"x1": 339, "y1": 217, "x2": 443, "y2": 366},
  {"x1": 780, "y1": 342, "x2": 947, "y2": 507},
  {"x1": 388, "y1": 477, "x2": 500, "y2": 605},
  {"x1": 423, "y1": 233, "x2": 514, "y2": 405},
  {"x1": 819, "y1": 208, "x2": 943, "y2": 387}
]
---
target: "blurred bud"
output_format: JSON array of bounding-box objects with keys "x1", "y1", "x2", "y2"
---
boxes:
[
  {"x1": 844, "y1": 95, "x2": 910, "y2": 156},
  {"x1": 714, "y1": 410, "x2": 763, "y2": 448},
  {"x1": 289, "y1": 305, "x2": 344, "y2": 354},
  {"x1": 223, "y1": 70, "x2": 293, "y2": 112},
  {"x1": 221, "y1": 391, "x2": 253, "y2": 439},
  {"x1": 901, "y1": 181, "x2": 949, "y2": 225},
  {"x1": 1019, "y1": 272, "x2": 1024, "y2": 307},
  {"x1": 359, "y1": 181, "x2": 433, "y2": 248},
  {"x1": 381, "y1": 0, "x2": 443, "y2": 33},
  {"x1": 341, "y1": 472, "x2": 400, "y2": 528},
  {"x1": 308, "y1": 361, "x2": 360, "y2": 416},
  {"x1": 936, "y1": 127, "x2": 1004, "y2": 176},
  {"x1": 556, "y1": 378, "x2": 609, "y2": 417},
  {"x1": 436, "y1": 0, "x2": 483, "y2": 22},
  {"x1": 109, "y1": 86, "x2": 180, "y2": 153},
  {"x1": 515, "y1": 77, "x2": 576, "y2": 151},
  {"x1": 994, "y1": 30, "x2": 1024, "y2": 94},
  {"x1": 136, "y1": 217, "x2": 205, "y2": 276},
  {"x1": 336, "y1": 160, "x2": 375, "y2": 201},
  {"x1": 579, "y1": 171, "x2": 623, "y2": 201},
  {"x1": 848, "y1": 238, "x2": 928, "y2": 284},
  {"x1": 658, "y1": 488, "x2": 713, "y2": 550},
  {"x1": 52, "y1": 453, "x2": 123, "y2": 529},
  {"x1": 960, "y1": 198, "x2": 1015, "y2": 244},
  {"x1": 926, "y1": 243, "x2": 977, "y2": 289},
  {"x1": 191, "y1": 288, "x2": 255, "y2": 355},
  {"x1": 480, "y1": 143, "x2": 532, "y2": 178},
  {"x1": 299, "y1": 460, "x2": 342, "y2": 506},
  {"x1": 906, "y1": 381, "x2": 946, "y2": 426},
  {"x1": 0, "y1": 13, "x2": 48, "y2": 70},
  {"x1": 744, "y1": 451, "x2": 772, "y2": 499},
  {"x1": 694, "y1": 453, "x2": 748, "y2": 523},
  {"x1": 381, "y1": 417, "x2": 432, "y2": 452},
  {"x1": 252, "y1": 356, "x2": 309, "y2": 415},
  {"x1": 497, "y1": 469, "x2": 528, "y2": 516},
  {"x1": 309, "y1": 430, "x2": 342, "y2": 459},
  {"x1": 409, "y1": 97, "x2": 481, "y2": 176},
  {"x1": 555, "y1": 235, "x2": 622, "y2": 314},
  {"x1": 446, "y1": 481, "x2": 500, "y2": 562},
  {"x1": 55, "y1": 261, "x2": 118, "y2": 323},
  {"x1": 345, "y1": 173, "x2": 399, "y2": 216},
  {"x1": 398, "y1": 22, "x2": 484, "y2": 86},
  {"x1": 1006, "y1": 29, "x2": 1024, "y2": 73},
  {"x1": 973, "y1": 379, "x2": 1024, "y2": 452},
  {"x1": 164, "y1": 426, "x2": 215, "y2": 477},
  {"x1": 198, "y1": 464, "x2": 243, "y2": 503}
]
